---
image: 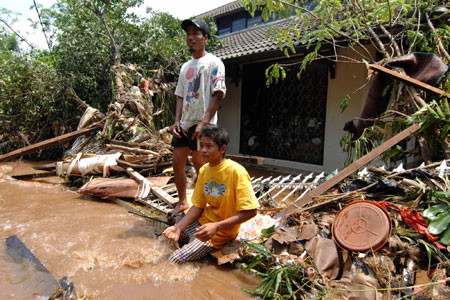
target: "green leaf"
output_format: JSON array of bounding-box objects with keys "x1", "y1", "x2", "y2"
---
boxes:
[
  {"x1": 245, "y1": 242, "x2": 274, "y2": 257},
  {"x1": 439, "y1": 225, "x2": 450, "y2": 245},
  {"x1": 340, "y1": 94, "x2": 350, "y2": 112},
  {"x1": 284, "y1": 269, "x2": 293, "y2": 295},
  {"x1": 423, "y1": 203, "x2": 450, "y2": 220},
  {"x1": 274, "y1": 271, "x2": 282, "y2": 294},
  {"x1": 244, "y1": 256, "x2": 264, "y2": 271},
  {"x1": 261, "y1": 225, "x2": 275, "y2": 238},
  {"x1": 427, "y1": 210, "x2": 450, "y2": 235},
  {"x1": 432, "y1": 191, "x2": 450, "y2": 204}
]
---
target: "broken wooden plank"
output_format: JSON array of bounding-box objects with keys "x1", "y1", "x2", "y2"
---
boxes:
[
  {"x1": 150, "y1": 186, "x2": 178, "y2": 207},
  {"x1": 32, "y1": 162, "x2": 56, "y2": 171},
  {"x1": 110, "y1": 139, "x2": 150, "y2": 149},
  {"x1": 126, "y1": 168, "x2": 178, "y2": 208},
  {"x1": 226, "y1": 154, "x2": 265, "y2": 165},
  {"x1": 105, "y1": 144, "x2": 160, "y2": 156},
  {"x1": 12, "y1": 171, "x2": 57, "y2": 180},
  {"x1": 116, "y1": 159, "x2": 172, "y2": 170},
  {"x1": 277, "y1": 123, "x2": 420, "y2": 218},
  {"x1": 0, "y1": 126, "x2": 101, "y2": 162},
  {"x1": 369, "y1": 64, "x2": 450, "y2": 98}
]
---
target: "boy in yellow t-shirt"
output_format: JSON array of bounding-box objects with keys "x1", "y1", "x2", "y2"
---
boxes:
[{"x1": 163, "y1": 126, "x2": 259, "y2": 264}]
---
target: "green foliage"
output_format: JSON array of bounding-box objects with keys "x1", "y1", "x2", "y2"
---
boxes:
[
  {"x1": 0, "y1": 51, "x2": 78, "y2": 158},
  {"x1": 265, "y1": 63, "x2": 286, "y2": 86},
  {"x1": 340, "y1": 93, "x2": 350, "y2": 113},
  {"x1": 340, "y1": 125, "x2": 384, "y2": 165},
  {"x1": 407, "y1": 99, "x2": 450, "y2": 142},
  {"x1": 42, "y1": 0, "x2": 145, "y2": 109},
  {"x1": 0, "y1": 9, "x2": 20, "y2": 52},
  {"x1": 261, "y1": 225, "x2": 276, "y2": 238},
  {"x1": 0, "y1": 32, "x2": 18, "y2": 52},
  {"x1": 243, "y1": 241, "x2": 322, "y2": 299},
  {"x1": 0, "y1": 0, "x2": 226, "y2": 159},
  {"x1": 242, "y1": 0, "x2": 450, "y2": 94},
  {"x1": 423, "y1": 192, "x2": 450, "y2": 244}
]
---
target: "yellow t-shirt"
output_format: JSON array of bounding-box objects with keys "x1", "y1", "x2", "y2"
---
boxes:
[{"x1": 192, "y1": 159, "x2": 259, "y2": 248}]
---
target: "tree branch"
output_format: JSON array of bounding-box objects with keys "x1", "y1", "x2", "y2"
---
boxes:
[
  {"x1": 367, "y1": 26, "x2": 390, "y2": 59},
  {"x1": 425, "y1": 11, "x2": 450, "y2": 63},
  {"x1": 33, "y1": 0, "x2": 51, "y2": 51},
  {"x1": 275, "y1": 0, "x2": 374, "y2": 61},
  {"x1": 0, "y1": 19, "x2": 34, "y2": 48},
  {"x1": 380, "y1": 24, "x2": 401, "y2": 57},
  {"x1": 407, "y1": 2, "x2": 422, "y2": 53}
]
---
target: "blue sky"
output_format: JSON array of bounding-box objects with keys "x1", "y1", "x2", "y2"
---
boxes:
[{"x1": 1, "y1": 0, "x2": 235, "y2": 49}]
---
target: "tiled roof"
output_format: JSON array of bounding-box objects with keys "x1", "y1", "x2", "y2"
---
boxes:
[
  {"x1": 196, "y1": 1, "x2": 307, "y2": 62},
  {"x1": 196, "y1": 1, "x2": 244, "y2": 19},
  {"x1": 212, "y1": 17, "x2": 304, "y2": 61}
]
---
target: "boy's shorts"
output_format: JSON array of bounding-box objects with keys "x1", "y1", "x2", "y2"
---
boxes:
[
  {"x1": 169, "y1": 221, "x2": 216, "y2": 264},
  {"x1": 171, "y1": 125, "x2": 198, "y2": 151}
]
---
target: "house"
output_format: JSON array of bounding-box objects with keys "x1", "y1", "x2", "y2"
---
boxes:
[{"x1": 197, "y1": 1, "x2": 373, "y2": 173}]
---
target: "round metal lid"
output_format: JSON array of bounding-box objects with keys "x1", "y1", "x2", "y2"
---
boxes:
[{"x1": 333, "y1": 201, "x2": 391, "y2": 252}]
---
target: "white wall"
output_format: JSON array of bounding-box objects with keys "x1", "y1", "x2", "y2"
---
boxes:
[
  {"x1": 218, "y1": 77, "x2": 241, "y2": 154},
  {"x1": 220, "y1": 47, "x2": 374, "y2": 173}
]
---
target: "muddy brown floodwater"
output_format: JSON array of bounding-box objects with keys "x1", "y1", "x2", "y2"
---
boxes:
[{"x1": 0, "y1": 161, "x2": 259, "y2": 299}]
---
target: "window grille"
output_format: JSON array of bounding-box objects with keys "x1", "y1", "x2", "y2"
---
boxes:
[{"x1": 240, "y1": 60, "x2": 328, "y2": 165}]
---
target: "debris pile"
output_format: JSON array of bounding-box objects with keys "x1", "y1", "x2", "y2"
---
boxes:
[
  {"x1": 226, "y1": 161, "x2": 450, "y2": 299},
  {"x1": 1, "y1": 56, "x2": 450, "y2": 299}
]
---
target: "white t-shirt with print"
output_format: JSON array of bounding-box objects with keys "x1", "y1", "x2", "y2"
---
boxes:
[{"x1": 175, "y1": 53, "x2": 226, "y2": 130}]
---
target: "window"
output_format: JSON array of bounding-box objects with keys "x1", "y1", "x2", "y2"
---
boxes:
[
  {"x1": 247, "y1": 11, "x2": 262, "y2": 28},
  {"x1": 240, "y1": 59, "x2": 329, "y2": 165},
  {"x1": 232, "y1": 15, "x2": 246, "y2": 32},
  {"x1": 217, "y1": 18, "x2": 231, "y2": 35},
  {"x1": 216, "y1": 2, "x2": 314, "y2": 36}
]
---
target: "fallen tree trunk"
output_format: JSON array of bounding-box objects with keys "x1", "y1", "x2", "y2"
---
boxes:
[{"x1": 0, "y1": 126, "x2": 101, "y2": 162}]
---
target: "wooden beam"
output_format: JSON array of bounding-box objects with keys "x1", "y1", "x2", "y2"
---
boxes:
[
  {"x1": 277, "y1": 123, "x2": 420, "y2": 218},
  {"x1": 110, "y1": 139, "x2": 150, "y2": 149},
  {"x1": 369, "y1": 64, "x2": 450, "y2": 98},
  {"x1": 105, "y1": 144, "x2": 160, "y2": 156},
  {"x1": 0, "y1": 126, "x2": 101, "y2": 162},
  {"x1": 126, "y1": 168, "x2": 178, "y2": 208},
  {"x1": 12, "y1": 171, "x2": 57, "y2": 180},
  {"x1": 116, "y1": 159, "x2": 172, "y2": 170}
]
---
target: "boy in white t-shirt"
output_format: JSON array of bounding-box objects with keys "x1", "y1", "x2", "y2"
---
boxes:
[{"x1": 170, "y1": 18, "x2": 226, "y2": 218}]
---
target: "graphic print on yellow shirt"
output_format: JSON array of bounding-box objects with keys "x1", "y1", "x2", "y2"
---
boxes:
[
  {"x1": 192, "y1": 159, "x2": 259, "y2": 248},
  {"x1": 204, "y1": 180, "x2": 226, "y2": 199}
]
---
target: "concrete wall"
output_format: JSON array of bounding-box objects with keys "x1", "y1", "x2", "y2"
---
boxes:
[
  {"x1": 219, "y1": 47, "x2": 374, "y2": 173},
  {"x1": 218, "y1": 79, "x2": 242, "y2": 154}
]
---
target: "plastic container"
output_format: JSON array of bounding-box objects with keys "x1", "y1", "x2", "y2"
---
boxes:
[{"x1": 332, "y1": 200, "x2": 391, "y2": 252}]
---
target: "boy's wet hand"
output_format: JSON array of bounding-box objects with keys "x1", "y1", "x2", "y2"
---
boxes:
[
  {"x1": 163, "y1": 225, "x2": 181, "y2": 241},
  {"x1": 194, "y1": 223, "x2": 218, "y2": 242}
]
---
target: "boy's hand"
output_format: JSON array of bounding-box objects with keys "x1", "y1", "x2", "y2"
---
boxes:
[
  {"x1": 194, "y1": 223, "x2": 219, "y2": 242},
  {"x1": 192, "y1": 122, "x2": 205, "y2": 140},
  {"x1": 163, "y1": 225, "x2": 181, "y2": 241},
  {"x1": 172, "y1": 121, "x2": 182, "y2": 138}
]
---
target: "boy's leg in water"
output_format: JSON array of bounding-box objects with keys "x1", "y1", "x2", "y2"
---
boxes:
[{"x1": 169, "y1": 221, "x2": 215, "y2": 264}]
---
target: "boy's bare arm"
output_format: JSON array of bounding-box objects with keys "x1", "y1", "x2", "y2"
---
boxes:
[
  {"x1": 172, "y1": 96, "x2": 184, "y2": 138},
  {"x1": 192, "y1": 91, "x2": 224, "y2": 139},
  {"x1": 194, "y1": 209, "x2": 257, "y2": 242},
  {"x1": 163, "y1": 206, "x2": 204, "y2": 241}
]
